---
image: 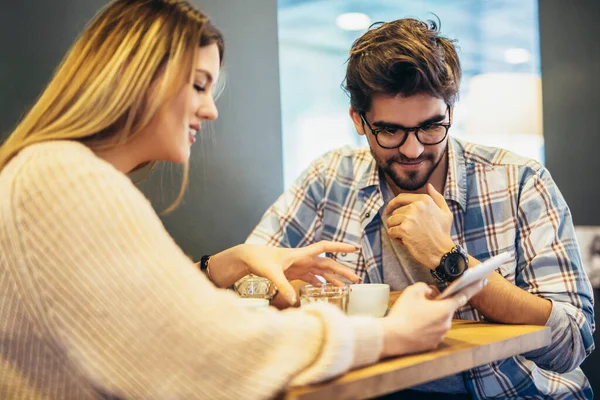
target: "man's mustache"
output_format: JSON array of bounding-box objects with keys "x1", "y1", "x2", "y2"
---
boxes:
[{"x1": 387, "y1": 154, "x2": 432, "y2": 165}]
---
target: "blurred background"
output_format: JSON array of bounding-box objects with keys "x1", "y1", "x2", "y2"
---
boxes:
[{"x1": 278, "y1": 0, "x2": 543, "y2": 187}]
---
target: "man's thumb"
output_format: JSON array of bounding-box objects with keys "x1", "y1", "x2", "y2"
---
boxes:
[{"x1": 427, "y1": 183, "x2": 450, "y2": 212}]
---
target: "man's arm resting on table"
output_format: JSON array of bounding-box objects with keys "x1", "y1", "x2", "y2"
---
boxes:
[
  {"x1": 466, "y1": 257, "x2": 551, "y2": 326},
  {"x1": 424, "y1": 243, "x2": 552, "y2": 326},
  {"x1": 464, "y1": 256, "x2": 587, "y2": 373}
]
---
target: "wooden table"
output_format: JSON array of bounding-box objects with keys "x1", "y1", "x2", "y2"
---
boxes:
[{"x1": 284, "y1": 319, "x2": 551, "y2": 400}]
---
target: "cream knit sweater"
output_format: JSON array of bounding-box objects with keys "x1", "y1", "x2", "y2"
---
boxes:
[{"x1": 0, "y1": 141, "x2": 383, "y2": 399}]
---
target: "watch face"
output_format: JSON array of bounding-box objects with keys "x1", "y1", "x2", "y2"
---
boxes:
[{"x1": 444, "y1": 253, "x2": 466, "y2": 278}]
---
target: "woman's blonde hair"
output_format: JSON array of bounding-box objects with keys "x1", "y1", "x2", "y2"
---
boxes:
[{"x1": 0, "y1": 0, "x2": 224, "y2": 211}]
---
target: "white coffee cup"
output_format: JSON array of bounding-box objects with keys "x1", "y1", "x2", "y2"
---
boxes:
[
  {"x1": 236, "y1": 298, "x2": 269, "y2": 310},
  {"x1": 347, "y1": 284, "x2": 390, "y2": 318}
]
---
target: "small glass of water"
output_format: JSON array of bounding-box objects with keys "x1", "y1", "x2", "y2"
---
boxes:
[{"x1": 299, "y1": 283, "x2": 349, "y2": 312}]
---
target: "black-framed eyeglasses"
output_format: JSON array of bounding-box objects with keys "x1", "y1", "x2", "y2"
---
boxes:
[{"x1": 360, "y1": 106, "x2": 452, "y2": 149}]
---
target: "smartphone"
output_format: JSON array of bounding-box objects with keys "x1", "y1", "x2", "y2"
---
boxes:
[{"x1": 436, "y1": 252, "x2": 512, "y2": 300}]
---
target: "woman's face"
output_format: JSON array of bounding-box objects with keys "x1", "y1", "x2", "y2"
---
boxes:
[{"x1": 143, "y1": 43, "x2": 221, "y2": 164}]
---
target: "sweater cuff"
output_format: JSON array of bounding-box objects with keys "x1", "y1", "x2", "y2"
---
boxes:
[
  {"x1": 288, "y1": 305, "x2": 383, "y2": 387},
  {"x1": 348, "y1": 316, "x2": 384, "y2": 369}
]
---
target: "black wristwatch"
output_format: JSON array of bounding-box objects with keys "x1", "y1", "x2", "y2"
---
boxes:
[
  {"x1": 199, "y1": 254, "x2": 212, "y2": 273},
  {"x1": 431, "y1": 244, "x2": 468, "y2": 283}
]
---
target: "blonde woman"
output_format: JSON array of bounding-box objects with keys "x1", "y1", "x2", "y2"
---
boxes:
[{"x1": 0, "y1": 0, "x2": 485, "y2": 399}]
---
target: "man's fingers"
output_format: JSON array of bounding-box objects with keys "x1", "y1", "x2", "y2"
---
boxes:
[
  {"x1": 385, "y1": 194, "x2": 430, "y2": 215},
  {"x1": 427, "y1": 183, "x2": 451, "y2": 213},
  {"x1": 387, "y1": 226, "x2": 405, "y2": 242},
  {"x1": 385, "y1": 185, "x2": 450, "y2": 215},
  {"x1": 387, "y1": 212, "x2": 406, "y2": 227}
]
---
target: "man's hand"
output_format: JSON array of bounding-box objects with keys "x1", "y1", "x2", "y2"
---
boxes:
[{"x1": 385, "y1": 183, "x2": 455, "y2": 269}]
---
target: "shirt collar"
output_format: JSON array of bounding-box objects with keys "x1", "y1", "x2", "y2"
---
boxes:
[
  {"x1": 355, "y1": 150, "x2": 380, "y2": 191},
  {"x1": 444, "y1": 137, "x2": 468, "y2": 212}
]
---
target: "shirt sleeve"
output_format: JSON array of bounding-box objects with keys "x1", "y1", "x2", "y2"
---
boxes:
[
  {"x1": 12, "y1": 146, "x2": 383, "y2": 399},
  {"x1": 246, "y1": 154, "x2": 327, "y2": 247},
  {"x1": 515, "y1": 167, "x2": 595, "y2": 373},
  {"x1": 523, "y1": 300, "x2": 587, "y2": 373}
]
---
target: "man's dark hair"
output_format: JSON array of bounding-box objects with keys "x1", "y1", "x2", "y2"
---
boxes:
[{"x1": 343, "y1": 18, "x2": 461, "y2": 114}]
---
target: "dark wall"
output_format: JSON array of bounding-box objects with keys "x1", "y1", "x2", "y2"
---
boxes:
[
  {"x1": 538, "y1": 0, "x2": 600, "y2": 389},
  {"x1": 0, "y1": 0, "x2": 107, "y2": 136},
  {"x1": 137, "y1": 0, "x2": 284, "y2": 258},
  {"x1": 540, "y1": 0, "x2": 600, "y2": 226},
  {"x1": 0, "y1": 0, "x2": 284, "y2": 259}
]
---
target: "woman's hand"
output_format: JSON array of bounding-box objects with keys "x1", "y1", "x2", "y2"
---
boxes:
[
  {"x1": 207, "y1": 242, "x2": 361, "y2": 305},
  {"x1": 379, "y1": 280, "x2": 487, "y2": 358},
  {"x1": 238, "y1": 242, "x2": 361, "y2": 304}
]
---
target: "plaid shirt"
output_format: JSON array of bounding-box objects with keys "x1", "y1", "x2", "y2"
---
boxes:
[{"x1": 247, "y1": 138, "x2": 595, "y2": 399}]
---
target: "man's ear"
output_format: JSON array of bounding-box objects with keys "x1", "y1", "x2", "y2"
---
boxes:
[{"x1": 349, "y1": 107, "x2": 365, "y2": 136}]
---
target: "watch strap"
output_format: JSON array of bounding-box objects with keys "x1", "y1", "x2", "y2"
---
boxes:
[
  {"x1": 199, "y1": 254, "x2": 212, "y2": 272},
  {"x1": 431, "y1": 244, "x2": 468, "y2": 283}
]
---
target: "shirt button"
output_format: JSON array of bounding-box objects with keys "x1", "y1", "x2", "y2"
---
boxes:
[{"x1": 365, "y1": 212, "x2": 371, "y2": 218}]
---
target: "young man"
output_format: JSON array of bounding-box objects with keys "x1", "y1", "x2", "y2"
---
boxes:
[{"x1": 246, "y1": 18, "x2": 594, "y2": 398}]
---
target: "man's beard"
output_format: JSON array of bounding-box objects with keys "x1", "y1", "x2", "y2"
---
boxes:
[{"x1": 372, "y1": 146, "x2": 446, "y2": 191}]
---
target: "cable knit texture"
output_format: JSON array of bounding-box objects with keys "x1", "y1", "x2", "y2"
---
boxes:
[{"x1": 0, "y1": 141, "x2": 383, "y2": 399}]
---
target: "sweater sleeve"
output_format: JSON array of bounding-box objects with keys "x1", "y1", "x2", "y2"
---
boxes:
[{"x1": 10, "y1": 144, "x2": 383, "y2": 399}]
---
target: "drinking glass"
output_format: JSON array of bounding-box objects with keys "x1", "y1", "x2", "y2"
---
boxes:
[{"x1": 299, "y1": 283, "x2": 349, "y2": 312}]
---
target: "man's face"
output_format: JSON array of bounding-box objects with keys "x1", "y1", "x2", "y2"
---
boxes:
[{"x1": 352, "y1": 93, "x2": 450, "y2": 191}]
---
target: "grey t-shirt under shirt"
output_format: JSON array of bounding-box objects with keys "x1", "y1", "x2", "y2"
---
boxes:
[{"x1": 379, "y1": 180, "x2": 468, "y2": 394}]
